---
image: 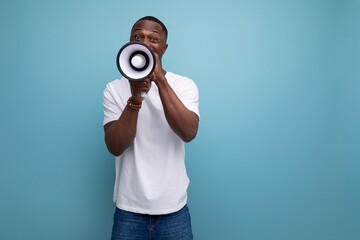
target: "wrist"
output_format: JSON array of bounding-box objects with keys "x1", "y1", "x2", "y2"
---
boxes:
[
  {"x1": 154, "y1": 76, "x2": 168, "y2": 88},
  {"x1": 127, "y1": 97, "x2": 142, "y2": 110}
]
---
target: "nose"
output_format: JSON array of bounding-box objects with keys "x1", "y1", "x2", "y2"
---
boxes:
[{"x1": 141, "y1": 39, "x2": 154, "y2": 51}]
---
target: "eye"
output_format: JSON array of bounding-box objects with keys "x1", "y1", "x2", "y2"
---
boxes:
[
  {"x1": 133, "y1": 35, "x2": 142, "y2": 41},
  {"x1": 150, "y1": 37, "x2": 159, "y2": 43}
]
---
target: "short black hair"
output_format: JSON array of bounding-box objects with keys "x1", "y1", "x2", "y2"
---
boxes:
[{"x1": 132, "y1": 16, "x2": 168, "y2": 42}]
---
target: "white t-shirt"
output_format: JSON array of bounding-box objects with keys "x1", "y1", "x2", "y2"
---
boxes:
[{"x1": 103, "y1": 72, "x2": 200, "y2": 215}]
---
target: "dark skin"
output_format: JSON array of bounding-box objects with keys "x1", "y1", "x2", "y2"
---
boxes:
[{"x1": 104, "y1": 20, "x2": 199, "y2": 156}]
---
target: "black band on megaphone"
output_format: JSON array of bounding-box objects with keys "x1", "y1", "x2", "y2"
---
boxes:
[{"x1": 129, "y1": 51, "x2": 150, "y2": 71}]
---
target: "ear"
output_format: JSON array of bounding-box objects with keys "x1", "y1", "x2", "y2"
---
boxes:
[{"x1": 163, "y1": 43, "x2": 168, "y2": 54}]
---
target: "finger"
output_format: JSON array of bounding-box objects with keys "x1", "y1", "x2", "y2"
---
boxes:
[{"x1": 130, "y1": 81, "x2": 150, "y2": 92}]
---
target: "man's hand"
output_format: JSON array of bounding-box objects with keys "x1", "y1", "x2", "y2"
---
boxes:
[
  {"x1": 149, "y1": 52, "x2": 167, "y2": 85},
  {"x1": 129, "y1": 79, "x2": 151, "y2": 103}
]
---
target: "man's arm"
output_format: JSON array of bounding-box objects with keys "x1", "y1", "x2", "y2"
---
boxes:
[
  {"x1": 104, "y1": 81, "x2": 150, "y2": 156},
  {"x1": 104, "y1": 105, "x2": 139, "y2": 156},
  {"x1": 157, "y1": 79, "x2": 199, "y2": 142},
  {"x1": 151, "y1": 54, "x2": 199, "y2": 142}
]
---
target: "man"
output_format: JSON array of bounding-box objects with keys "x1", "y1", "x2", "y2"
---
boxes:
[{"x1": 103, "y1": 16, "x2": 200, "y2": 239}]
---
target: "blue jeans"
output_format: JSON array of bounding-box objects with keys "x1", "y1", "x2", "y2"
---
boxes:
[{"x1": 111, "y1": 205, "x2": 193, "y2": 240}]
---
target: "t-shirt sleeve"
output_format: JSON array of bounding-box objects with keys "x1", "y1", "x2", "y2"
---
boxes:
[
  {"x1": 179, "y1": 79, "x2": 200, "y2": 119},
  {"x1": 103, "y1": 83, "x2": 122, "y2": 126}
]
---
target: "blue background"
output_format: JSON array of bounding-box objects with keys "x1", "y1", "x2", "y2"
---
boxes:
[{"x1": 1, "y1": 0, "x2": 359, "y2": 239}]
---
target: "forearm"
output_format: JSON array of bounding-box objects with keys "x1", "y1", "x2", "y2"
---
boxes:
[
  {"x1": 157, "y1": 80, "x2": 199, "y2": 142},
  {"x1": 104, "y1": 106, "x2": 139, "y2": 156}
]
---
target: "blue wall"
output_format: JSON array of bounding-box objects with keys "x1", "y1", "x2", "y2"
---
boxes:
[{"x1": 1, "y1": 0, "x2": 359, "y2": 239}]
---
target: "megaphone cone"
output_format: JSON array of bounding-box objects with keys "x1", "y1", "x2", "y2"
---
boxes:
[{"x1": 116, "y1": 42, "x2": 156, "y2": 81}]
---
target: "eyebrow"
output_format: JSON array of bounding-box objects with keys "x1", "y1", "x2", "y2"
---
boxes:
[{"x1": 132, "y1": 28, "x2": 161, "y2": 34}]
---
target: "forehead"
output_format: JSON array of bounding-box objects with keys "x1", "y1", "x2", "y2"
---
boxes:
[{"x1": 131, "y1": 20, "x2": 164, "y2": 35}]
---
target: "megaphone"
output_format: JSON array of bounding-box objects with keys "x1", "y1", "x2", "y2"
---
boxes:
[{"x1": 116, "y1": 42, "x2": 156, "y2": 81}]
